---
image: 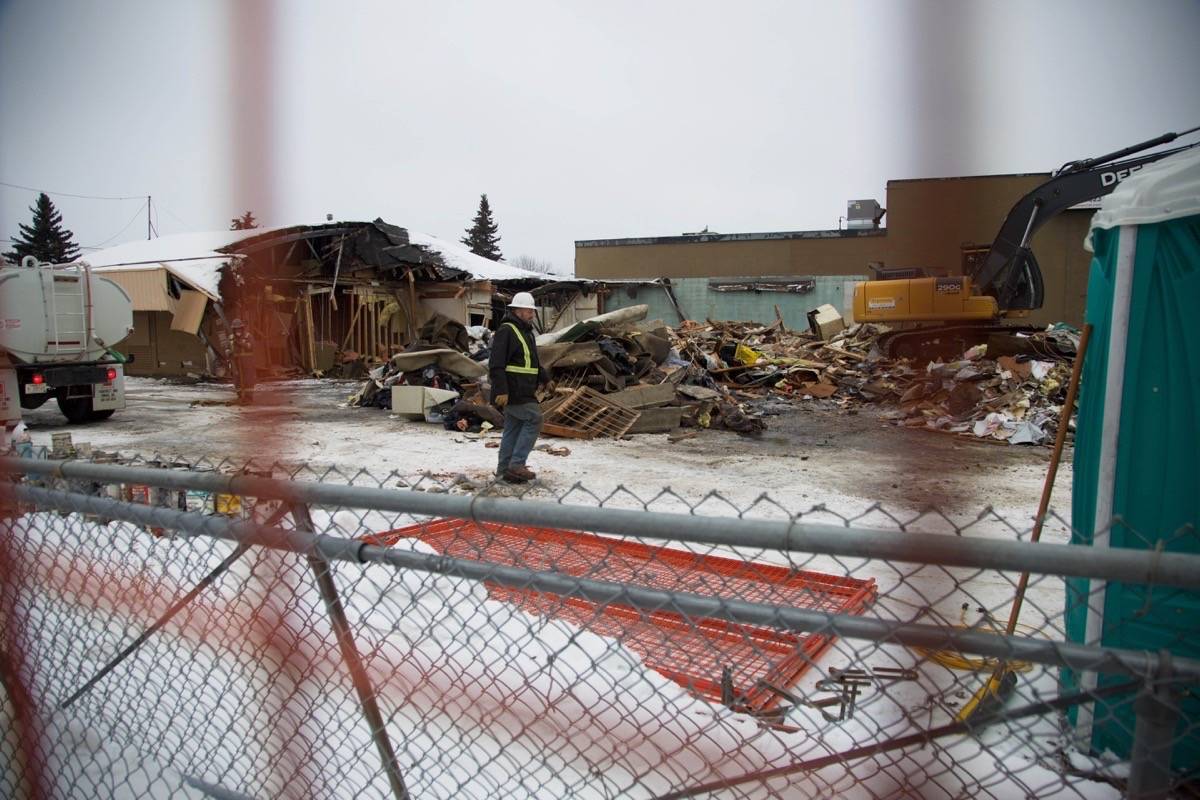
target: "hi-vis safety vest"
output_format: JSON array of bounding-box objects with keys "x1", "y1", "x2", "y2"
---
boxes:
[{"x1": 502, "y1": 322, "x2": 539, "y2": 375}]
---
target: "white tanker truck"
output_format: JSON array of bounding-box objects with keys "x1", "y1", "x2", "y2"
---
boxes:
[{"x1": 0, "y1": 256, "x2": 134, "y2": 425}]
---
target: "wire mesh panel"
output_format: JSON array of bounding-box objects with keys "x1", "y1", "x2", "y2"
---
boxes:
[
  {"x1": 0, "y1": 455, "x2": 1197, "y2": 799},
  {"x1": 369, "y1": 519, "x2": 876, "y2": 712}
]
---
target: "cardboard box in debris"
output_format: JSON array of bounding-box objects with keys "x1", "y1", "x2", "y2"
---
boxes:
[{"x1": 349, "y1": 306, "x2": 1081, "y2": 445}]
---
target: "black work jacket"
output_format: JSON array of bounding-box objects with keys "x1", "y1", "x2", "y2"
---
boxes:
[{"x1": 488, "y1": 313, "x2": 548, "y2": 405}]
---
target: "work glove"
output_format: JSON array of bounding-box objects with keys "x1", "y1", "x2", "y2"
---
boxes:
[
  {"x1": 493, "y1": 393, "x2": 508, "y2": 409},
  {"x1": 544, "y1": 380, "x2": 557, "y2": 394}
]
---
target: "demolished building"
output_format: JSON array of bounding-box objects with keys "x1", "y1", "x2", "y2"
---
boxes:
[{"x1": 83, "y1": 220, "x2": 598, "y2": 379}]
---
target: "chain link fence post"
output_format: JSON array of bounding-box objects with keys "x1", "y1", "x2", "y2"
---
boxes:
[
  {"x1": 290, "y1": 502, "x2": 410, "y2": 800},
  {"x1": 1127, "y1": 651, "x2": 1183, "y2": 800}
]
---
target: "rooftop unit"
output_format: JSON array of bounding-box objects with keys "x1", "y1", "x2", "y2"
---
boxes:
[{"x1": 846, "y1": 199, "x2": 885, "y2": 230}]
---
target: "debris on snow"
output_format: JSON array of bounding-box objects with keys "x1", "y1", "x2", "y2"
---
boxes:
[{"x1": 345, "y1": 304, "x2": 1081, "y2": 446}]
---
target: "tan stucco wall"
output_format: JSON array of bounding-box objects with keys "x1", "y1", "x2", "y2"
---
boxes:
[
  {"x1": 123, "y1": 311, "x2": 211, "y2": 377},
  {"x1": 575, "y1": 236, "x2": 886, "y2": 281},
  {"x1": 883, "y1": 175, "x2": 1043, "y2": 269}
]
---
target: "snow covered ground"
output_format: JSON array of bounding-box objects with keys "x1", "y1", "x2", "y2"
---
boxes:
[
  {"x1": 19, "y1": 377, "x2": 1072, "y2": 518},
  {"x1": 2, "y1": 378, "x2": 1122, "y2": 799}
]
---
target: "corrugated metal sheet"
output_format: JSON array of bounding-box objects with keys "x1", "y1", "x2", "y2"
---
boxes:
[{"x1": 98, "y1": 269, "x2": 177, "y2": 312}]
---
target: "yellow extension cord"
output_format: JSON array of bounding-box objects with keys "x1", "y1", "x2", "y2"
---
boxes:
[
  {"x1": 911, "y1": 607, "x2": 1036, "y2": 675},
  {"x1": 910, "y1": 608, "x2": 1041, "y2": 723}
]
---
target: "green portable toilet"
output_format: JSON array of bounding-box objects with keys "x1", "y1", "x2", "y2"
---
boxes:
[{"x1": 1065, "y1": 145, "x2": 1200, "y2": 770}]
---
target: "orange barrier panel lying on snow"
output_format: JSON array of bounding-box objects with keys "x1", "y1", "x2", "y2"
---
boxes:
[{"x1": 366, "y1": 519, "x2": 877, "y2": 714}]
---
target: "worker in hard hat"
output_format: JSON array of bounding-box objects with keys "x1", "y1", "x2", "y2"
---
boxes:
[
  {"x1": 227, "y1": 308, "x2": 257, "y2": 405},
  {"x1": 488, "y1": 292, "x2": 551, "y2": 483}
]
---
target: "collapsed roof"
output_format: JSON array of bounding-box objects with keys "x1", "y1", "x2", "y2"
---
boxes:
[{"x1": 83, "y1": 219, "x2": 547, "y2": 299}]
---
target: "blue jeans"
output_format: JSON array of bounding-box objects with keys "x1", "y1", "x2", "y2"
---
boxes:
[{"x1": 497, "y1": 402, "x2": 543, "y2": 473}]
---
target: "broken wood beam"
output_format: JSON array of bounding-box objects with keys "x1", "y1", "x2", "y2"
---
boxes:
[
  {"x1": 626, "y1": 406, "x2": 683, "y2": 434},
  {"x1": 603, "y1": 382, "x2": 677, "y2": 410}
]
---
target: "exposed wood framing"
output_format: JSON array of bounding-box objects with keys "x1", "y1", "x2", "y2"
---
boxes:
[{"x1": 330, "y1": 237, "x2": 346, "y2": 309}]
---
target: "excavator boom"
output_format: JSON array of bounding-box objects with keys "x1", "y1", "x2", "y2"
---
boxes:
[
  {"x1": 852, "y1": 128, "x2": 1199, "y2": 354},
  {"x1": 973, "y1": 140, "x2": 1198, "y2": 311}
]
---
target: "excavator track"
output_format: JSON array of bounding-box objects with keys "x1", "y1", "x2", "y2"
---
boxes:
[{"x1": 877, "y1": 324, "x2": 1046, "y2": 361}]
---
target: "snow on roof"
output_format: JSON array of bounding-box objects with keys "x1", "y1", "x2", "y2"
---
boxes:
[
  {"x1": 404, "y1": 230, "x2": 544, "y2": 281},
  {"x1": 82, "y1": 229, "x2": 261, "y2": 299},
  {"x1": 82, "y1": 221, "x2": 547, "y2": 298}
]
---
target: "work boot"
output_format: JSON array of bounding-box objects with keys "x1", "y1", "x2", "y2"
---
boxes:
[{"x1": 504, "y1": 465, "x2": 536, "y2": 483}]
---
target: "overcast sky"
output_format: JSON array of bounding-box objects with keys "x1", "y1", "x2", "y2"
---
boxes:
[{"x1": 2, "y1": 0, "x2": 1198, "y2": 273}]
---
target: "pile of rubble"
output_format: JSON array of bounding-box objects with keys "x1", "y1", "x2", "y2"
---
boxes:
[
  {"x1": 666, "y1": 317, "x2": 1079, "y2": 445},
  {"x1": 348, "y1": 304, "x2": 1080, "y2": 446}
]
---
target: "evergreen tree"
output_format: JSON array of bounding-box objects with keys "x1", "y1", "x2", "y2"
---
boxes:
[
  {"x1": 460, "y1": 193, "x2": 503, "y2": 261},
  {"x1": 5, "y1": 192, "x2": 81, "y2": 264},
  {"x1": 230, "y1": 210, "x2": 258, "y2": 230}
]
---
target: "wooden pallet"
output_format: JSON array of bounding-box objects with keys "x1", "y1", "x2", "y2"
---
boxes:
[
  {"x1": 552, "y1": 368, "x2": 591, "y2": 391},
  {"x1": 542, "y1": 386, "x2": 641, "y2": 439}
]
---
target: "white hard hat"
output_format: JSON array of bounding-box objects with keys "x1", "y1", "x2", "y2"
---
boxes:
[{"x1": 510, "y1": 292, "x2": 537, "y2": 309}]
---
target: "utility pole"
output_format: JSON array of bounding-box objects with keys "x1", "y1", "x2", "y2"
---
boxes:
[{"x1": 147, "y1": 195, "x2": 152, "y2": 239}]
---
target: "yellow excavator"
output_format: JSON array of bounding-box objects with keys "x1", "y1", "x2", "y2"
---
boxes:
[{"x1": 852, "y1": 126, "x2": 1199, "y2": 357}]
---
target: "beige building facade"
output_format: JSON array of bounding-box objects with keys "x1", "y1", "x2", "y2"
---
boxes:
[{"x1": 575, "y1": 173, "x2": 1095, "y2": 326}]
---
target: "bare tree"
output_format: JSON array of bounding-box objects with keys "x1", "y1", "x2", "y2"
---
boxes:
[{"x1": 511, "y1": 254, "x2": 559, "y2": 275}]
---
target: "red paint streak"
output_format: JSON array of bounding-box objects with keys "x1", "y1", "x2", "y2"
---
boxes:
[{"x1": 0, "y1": 512, "x2": 52, "y2": 800}]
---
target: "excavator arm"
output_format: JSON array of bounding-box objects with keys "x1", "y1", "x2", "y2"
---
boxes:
[
  {"x1": 852, "y1": 126, "x2": 1198, "y2": 357},
  {"x1": 973, "y1": 130, "x2": 1199, "y2": 312}
]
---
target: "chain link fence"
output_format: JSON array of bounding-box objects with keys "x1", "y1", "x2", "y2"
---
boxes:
[{"x1": 1, "y1": 453, "x2": 1197, "y2": 799}]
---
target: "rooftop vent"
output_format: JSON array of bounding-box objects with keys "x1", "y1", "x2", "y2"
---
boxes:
[{"x1": 847, "y1": 199, "x2": 885, "y2": 229}]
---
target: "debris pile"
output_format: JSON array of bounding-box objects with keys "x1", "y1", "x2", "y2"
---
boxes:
[
  {"x1": 535, "y1": 305, "x2": 768, "y2": 437},
  {"x1": 874, "y1": 348, "x2": 1074, "y2": 445},
  {"x1": 666, "y1": 318, "x2": 1079, "y2": 445},
  {"x1": 349, "y1": 303, "x2": 1080, "y2": 446}
]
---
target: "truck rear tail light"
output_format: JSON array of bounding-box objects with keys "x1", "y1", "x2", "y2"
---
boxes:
[
  {"x1": 105, "y1": 367, "x2": 118, "y2": 382},
  {"x1": 31, "y1": 373, "x2": 45, "y2": 385}
]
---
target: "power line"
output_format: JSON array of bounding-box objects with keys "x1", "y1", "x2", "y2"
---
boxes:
[
  {"x1": 153, "y1": 198, "x2": 194, "y2": 229},
  {"x1": 80, "y1": 201, "x2": 150, "y2": 250},
  {"x1": 5, "y1": 179, "x2": 201, "y2": 234},
  {"x1": 0, "y1": 179, "x2": 144, "y2": 201}
]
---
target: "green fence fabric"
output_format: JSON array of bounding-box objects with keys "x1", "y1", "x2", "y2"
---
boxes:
[{"x1": 1066, "y1": 215, "x2": 1200, "y2": 767}]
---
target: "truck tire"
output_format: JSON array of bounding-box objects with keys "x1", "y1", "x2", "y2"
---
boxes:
[
  {"x1": 88, "y1": 408, "x2": 115, "y2": 421},
  {"x1": 57, "y1": 394, "x2": 96, "y2": 424}
]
